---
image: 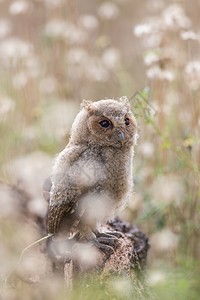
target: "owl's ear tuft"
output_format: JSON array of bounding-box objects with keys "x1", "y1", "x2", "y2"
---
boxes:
[
  {"x1": 119, "y1": 96, "x2": 131, "y2": 110},
  {"x1": 81, "y1": 100, "x2": 93, "y2": 111}
]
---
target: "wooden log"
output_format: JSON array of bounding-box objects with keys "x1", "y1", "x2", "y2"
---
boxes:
[{"x1": 63, "y1": 217, "x2": 150, "y2": 287}]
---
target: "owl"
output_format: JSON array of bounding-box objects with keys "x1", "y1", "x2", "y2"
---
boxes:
[{"x1": 46, "y1": 97, "x2": 137, "y2": 250}]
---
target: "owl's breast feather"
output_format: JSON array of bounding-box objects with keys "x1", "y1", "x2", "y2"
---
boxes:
[{"x1": 95, "y1": 145, "x2": 134, "y2": 206}]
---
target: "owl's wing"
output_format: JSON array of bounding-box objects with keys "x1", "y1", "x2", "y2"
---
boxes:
[
  {"x1": 43, "y1": 176, "x2": 76, "y2": 233},
  {"x1": 43, "y1": 148, "x2": 104, "y2": 234},
  {"x1": 46, "y1": 175, "x2": 91, "y2": 234},
  {"x1": 48, "y1": 184, "x2": 82, "y2": 233},
  {"x1": 48, "y1": 199, "x2": 75, "y2": 234}
]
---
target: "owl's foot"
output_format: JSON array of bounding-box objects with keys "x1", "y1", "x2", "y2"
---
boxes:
[
  {"x1": 96, "y1": 231, "x2": 124, "y2": 239},
  {"x1": 92, "y1": 238, "x2": 115, "y2": 255},
  {"x1": 92, "y1": 231, "x2": 122, "y2": 256}
]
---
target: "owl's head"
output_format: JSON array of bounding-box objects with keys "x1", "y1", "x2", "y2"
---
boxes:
[{"x1": 70, "y1": 97, "x2": 137, "y2": 148}]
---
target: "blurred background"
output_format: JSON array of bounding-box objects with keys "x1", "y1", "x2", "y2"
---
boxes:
[{"x1": 0, "y1": 0, "x2": 200, "y2": 299}]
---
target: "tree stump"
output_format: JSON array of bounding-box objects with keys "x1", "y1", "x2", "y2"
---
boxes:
[{"x1": 61, "y1": 217, "x2": 150, "y2": 287}]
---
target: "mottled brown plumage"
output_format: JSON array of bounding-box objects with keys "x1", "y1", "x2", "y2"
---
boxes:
[{"x1": 47, "y1": 97, "x2": 138, "y2": 240}]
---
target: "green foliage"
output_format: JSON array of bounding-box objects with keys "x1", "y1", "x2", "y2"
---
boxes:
[{"x1": 69, "y1": 274, "x2": 154, "y2": 300}]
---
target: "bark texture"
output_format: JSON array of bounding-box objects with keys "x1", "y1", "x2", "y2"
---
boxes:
[{"x1": 63, "y1": 217, "x2": 149, "y2": 287}]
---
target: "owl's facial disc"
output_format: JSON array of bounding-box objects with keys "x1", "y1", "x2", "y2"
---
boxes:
[
  {"x1": 88, "y1": 114, "x2": 135, "y2": 147},
  {"x1": 85, "y1": 100, "x2": 137, "y2": 147}
]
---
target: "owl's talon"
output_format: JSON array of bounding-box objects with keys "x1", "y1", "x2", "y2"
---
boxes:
[
  {"x1": 92, "y1": 238, "x2": 115, "y2": 255},
  {"x1": 96, "y1": 231, "x2": 124, "y2": 239},
  {"x1": 91, "y1": 231, "x2": 122, "y2": 256},
  {"x1": 96, "y1": 236, "x2": 119, "y2": 247},
  {"x1": 107, "y1": 231, "x2": 124, "y2": 239}
]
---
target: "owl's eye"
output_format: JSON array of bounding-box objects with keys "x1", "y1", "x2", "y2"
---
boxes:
[
  {"x1": 125, "y1": 118, "x2": 130, "y2": 126},
  {"x1": 99, "y1": 119, "x2": 111, "y2": 129}
]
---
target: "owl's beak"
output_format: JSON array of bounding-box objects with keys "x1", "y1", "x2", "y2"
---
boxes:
[{"x1": 115, "y1": 131, "x2": 125, "y2": 142}]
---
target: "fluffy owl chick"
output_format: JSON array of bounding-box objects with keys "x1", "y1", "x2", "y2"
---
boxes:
[{"x1": 48, "y1": 97, "x2": 137, "y2": 241}]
